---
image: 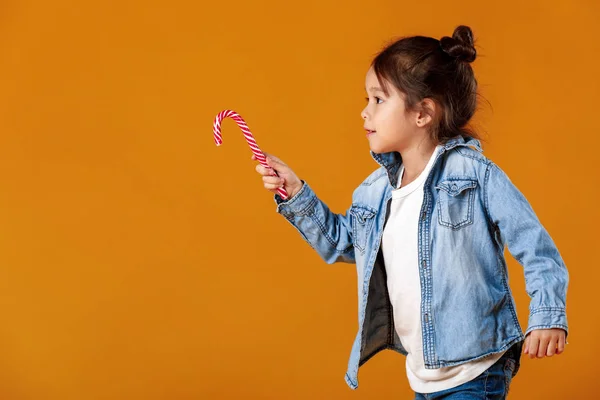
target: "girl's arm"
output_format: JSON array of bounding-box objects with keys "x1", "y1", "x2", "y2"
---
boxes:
[
  {"x1": 484, "y1": 162, "x2": 569, "y2": 337},
  {"x1": 274, "y1": 180, "x2": 355, "y2": 264},
  {"x1": 253, "y1": 153, "x2": 355, "y2": 264}
]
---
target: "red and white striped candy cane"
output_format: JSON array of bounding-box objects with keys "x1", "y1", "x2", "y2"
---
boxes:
[{"x1": 213, "y1": 109, "x2": 288, "y2": 200}]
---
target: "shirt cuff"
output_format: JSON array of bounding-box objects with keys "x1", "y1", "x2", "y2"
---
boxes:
[
  {"x1": 274, "y1": 180, "x2": 316, "y2": 217},
  {"x1": 526, "y1": 307, "x2": 568, "y2": 338}
]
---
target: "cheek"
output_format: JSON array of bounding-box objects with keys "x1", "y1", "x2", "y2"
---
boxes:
[
  {"x1": 375, "y1": 106, "x2": 407, "y2": 132},
  {"x1": 376, "y1": 107, "x2": 394, "y2": 125},
  {"x1": 387, "y1": 113, "x2": 406, "y2": 131}
]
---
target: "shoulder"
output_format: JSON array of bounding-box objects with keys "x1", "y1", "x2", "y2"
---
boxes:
[
  {"x1": 358, "y1": 167, "x2": 388, "y2": 187},
  {"x1": 451, "y1": 145, "x2": 492, "y2": 166},
  {"x1": 440, "y1": 144, "x2": 496, "y2": 181},
  {"x1": 351, "y1": 166, "x2": 388, "y2": 201},
  {"x1": 448, "y1": 146, "x2": 515, "y2": 182}
]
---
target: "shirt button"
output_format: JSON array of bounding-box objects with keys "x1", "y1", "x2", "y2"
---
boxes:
[
  {"x1": 425, "y1": 313, "x2": 429, "y2": 323},
  {"x1": 421, "y1": 211, "x2": 426, "y2": 220},
  {"x1": 451, "y1": 184, "x2": 458, "y2": 191},
  {"x1": 421, "y1": 260, "x2": 427, "y2": 269}
]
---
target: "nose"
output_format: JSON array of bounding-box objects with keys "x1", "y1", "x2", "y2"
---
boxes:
[{"x1": 361, "y1": 107, "x2": 368, "y2": 120}]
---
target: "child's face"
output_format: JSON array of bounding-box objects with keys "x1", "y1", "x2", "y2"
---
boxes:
[{"x1": 361, "y1": 66, "x2": 421, "y2": 154}]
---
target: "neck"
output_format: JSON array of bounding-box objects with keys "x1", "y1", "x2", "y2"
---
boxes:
[{"x1": 398, "y1": 138, "x2": 438, "y2": 187}]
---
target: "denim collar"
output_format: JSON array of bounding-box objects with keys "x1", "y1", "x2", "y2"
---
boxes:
[{"x1": 369, "y1": 136, "x2": 483, "y2": 186}]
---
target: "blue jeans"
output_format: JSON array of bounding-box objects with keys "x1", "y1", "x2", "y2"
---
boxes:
[{"x1": 414, "y1": 345, "x2": 519, "y2": 399}]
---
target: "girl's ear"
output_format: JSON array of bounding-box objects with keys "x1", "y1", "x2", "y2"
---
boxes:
[{"x1": 415, "y1": 98, "x2": 437, "y2": 127}]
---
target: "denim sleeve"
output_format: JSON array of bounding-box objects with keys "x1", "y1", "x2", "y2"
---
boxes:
[
  {"x1": 273, "y1": 180, "x2": 355, "y2": 264},
  {"x1": 484, "y1": 163, "x2": 569, "y2": 337}
]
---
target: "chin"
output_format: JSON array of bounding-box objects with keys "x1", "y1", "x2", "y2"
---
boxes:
[
  {"x1": 367, "y1": 134, "x2": 397, "y2": 154},
  {"x1": 369, "y1": 142, "x2": 395, "y2": 154}
]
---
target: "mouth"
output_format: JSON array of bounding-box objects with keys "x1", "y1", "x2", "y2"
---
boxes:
[{"x1": 365, "y1": 129, "x2": 376, "y2": 136}]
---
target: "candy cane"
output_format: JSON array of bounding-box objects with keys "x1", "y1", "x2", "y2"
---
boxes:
[{"x1": 213, "y1": 109, "x2": 288, "y2": 200}]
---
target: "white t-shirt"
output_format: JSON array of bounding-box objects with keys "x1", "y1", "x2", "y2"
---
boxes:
[{"x1": 382, "y1": 145, "x2": 504, "y2": 394}]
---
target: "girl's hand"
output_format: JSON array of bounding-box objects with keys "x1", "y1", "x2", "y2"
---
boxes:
[
  {"x1": 523, "y1": 328, "x2": 567, "y2": 358},
  {"x1": 252, "y1": 153, "x2": 303, "y2": 199}
]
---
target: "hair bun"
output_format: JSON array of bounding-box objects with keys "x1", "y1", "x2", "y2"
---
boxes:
[{"x1": 440, "y1": 25, "x2": 476, "y2": 63}]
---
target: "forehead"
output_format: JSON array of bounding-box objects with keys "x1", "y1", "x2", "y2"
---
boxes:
[
  {"x1": 365, "y1": 67, "x2": 395, "y2": 96},
  {"x1": 365, "y1": 67, "x2": 379, "y2": 85},
  {"x1": 365, "y1": 68, "x2": 406, "y2": 100},
  {"x1": 365, "y1": 69, "x2": 384, "y2": 91}
]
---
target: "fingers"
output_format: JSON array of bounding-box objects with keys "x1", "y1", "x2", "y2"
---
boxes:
[
  {"x1": 259, "y1": 152, "x2": 287, "y2": 170},
  {"x1": 537, "y1": 335, "x2": 550, "y2": 358},
  {"x1": 262, "y1": 175, "x2": 285, "y2": 190},
  {"x1": 525, "y1": 329, "x2": 567, "y2": 359},
  {"x1": 252, "y1": 152, "x2": 298, "y2": 195},
  {"x1": 255, "y1": 163, "x2": 278, "y2": 177},
  {"x1": 557, "y1": 333, "x2": 566, "y2": 355},
  {"x1": 264, "y1": 152, "x2": 284, "y2": 166},
  {"x1": 252, "y1": 153, "x2": 282, "y2": 176},
  {"x1": 527, "y1": 335, "x2": 540, "y2": 359},
  {"x1": 546, "y1": 336, "x2": 558, "y2": 357}
]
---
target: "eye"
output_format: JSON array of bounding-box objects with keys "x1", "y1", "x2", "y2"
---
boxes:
[{"x1": 365, "y1": 97, "x2": 384, "y2": 104}]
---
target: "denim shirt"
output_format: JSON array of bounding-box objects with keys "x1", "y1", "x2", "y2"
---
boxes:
[{"x1": 274, "y1": 136, "x2": 569, "y2": 390}]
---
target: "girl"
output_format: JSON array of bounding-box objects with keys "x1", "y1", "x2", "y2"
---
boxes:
[{"x1": 252, "y1": 25, "x2": 568, "y2": 399}]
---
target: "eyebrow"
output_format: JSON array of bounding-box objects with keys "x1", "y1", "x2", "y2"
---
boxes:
[{"x1": 366, "y1": 86, "x2": 385, "y2": 93}]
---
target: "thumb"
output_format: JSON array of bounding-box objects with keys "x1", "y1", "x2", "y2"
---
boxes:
[{"x1": 264, "y1": 153, "x2": 286, "y2": 169}]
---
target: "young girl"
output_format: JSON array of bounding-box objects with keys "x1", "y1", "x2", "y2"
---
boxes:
[{"x1": 252, "y1": 25, "x2": 568, "y2": 399}]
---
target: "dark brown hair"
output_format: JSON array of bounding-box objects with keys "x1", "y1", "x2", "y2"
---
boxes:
[{"x1": 372, "y1": 25, "x2": 480, "y2": 143}]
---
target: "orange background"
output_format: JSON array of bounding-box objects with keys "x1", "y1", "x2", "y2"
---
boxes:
[{"x1": 0, "y1": 0, "x2": 597, "y2": 399}]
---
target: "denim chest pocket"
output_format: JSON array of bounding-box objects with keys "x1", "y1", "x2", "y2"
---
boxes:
[
  {"x1": 349, "y1": 204, "x2": 377, "y2": 254},
  {"x1": 435, "y1": 179, "x2": 478, "y2": 230}
]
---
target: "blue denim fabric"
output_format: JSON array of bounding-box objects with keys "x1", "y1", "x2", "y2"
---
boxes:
[
  {"x1": 274, "y1": 136, "x2": 568, "y2": 390},
  {"x1": 414, "y1": 344, "x2": 519, "y2": 399}
]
